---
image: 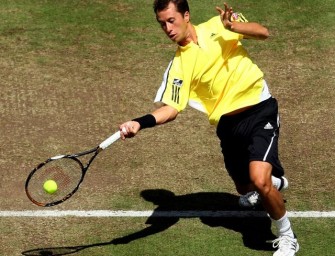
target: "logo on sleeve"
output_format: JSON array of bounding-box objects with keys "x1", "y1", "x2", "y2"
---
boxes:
[{"x1": 171, "y1": 79, "x2": 183, "y2": 104}]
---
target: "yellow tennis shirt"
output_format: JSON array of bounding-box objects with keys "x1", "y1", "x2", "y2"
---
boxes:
[{"x1": 154, "y1": 15, "x2": 268, "y2": 126}]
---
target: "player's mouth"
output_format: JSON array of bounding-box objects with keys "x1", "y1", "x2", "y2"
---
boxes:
[{"x1": 169, "y1": 34, "x2": 177, "y2": 40}]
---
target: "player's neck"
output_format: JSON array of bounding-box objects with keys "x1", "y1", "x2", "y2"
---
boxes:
[{"x1": 178, "y1": 23, "x2": 197, "y2": 46}]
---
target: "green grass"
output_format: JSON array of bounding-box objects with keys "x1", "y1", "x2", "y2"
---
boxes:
[
  {"x1": 4, "y1": 218, "x2": 335, "y2": 255},
  {"x1": 0, "y1": 0, "x2": 334, "y2": 255}
]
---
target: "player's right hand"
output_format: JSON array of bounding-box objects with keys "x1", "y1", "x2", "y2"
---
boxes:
[{"x1": 119, "y1": 121, "x2": 141, "y2": 140}]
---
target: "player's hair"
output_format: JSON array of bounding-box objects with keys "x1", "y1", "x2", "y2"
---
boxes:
[{"x1": 153, "y1": 0, "x2": 190, "y2": 15}]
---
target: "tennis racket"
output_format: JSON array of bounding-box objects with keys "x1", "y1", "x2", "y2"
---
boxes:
[{"x1": 25, "y1": 131, "x2": 121, "y2": 207}]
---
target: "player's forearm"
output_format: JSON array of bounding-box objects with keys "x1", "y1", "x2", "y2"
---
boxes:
[
  {"x1": 151, "y1": 105, "x2": 178, "y2": 125},
  {"x1": 129, "y1": 105, "x2": 177, "y2": 131},
  {"x1": 230, "y1": 22, "x2": 269, "y2": 40}
]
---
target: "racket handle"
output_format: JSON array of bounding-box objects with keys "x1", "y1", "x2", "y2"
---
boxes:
[{"x1": 99, "y1": 131, "x2": 121, "y2": 149}]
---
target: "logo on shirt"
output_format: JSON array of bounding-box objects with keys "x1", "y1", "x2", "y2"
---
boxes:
[
  {"x1": 172, "y1": 78, "x2": 183, "y2": 104},
  {"x1": 210, "y1": 32, "x2": 217, "y2": 38}
]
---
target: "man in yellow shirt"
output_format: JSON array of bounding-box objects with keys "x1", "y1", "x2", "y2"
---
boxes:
[{"x1": 119, "y1": 1, "x2": 299, "y2": 255}]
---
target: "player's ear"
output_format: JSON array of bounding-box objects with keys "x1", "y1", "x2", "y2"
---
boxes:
[{"x1": 184, "y1": 11, "x2": 190, "y2": 23}]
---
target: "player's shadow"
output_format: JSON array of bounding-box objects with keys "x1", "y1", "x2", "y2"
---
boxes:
[
  {"x1": 111, "y1": 189, "x2": 276, "y2": 251},
  {"x1": 21, "y1": 189, "x2": 276, "y2": 256}
]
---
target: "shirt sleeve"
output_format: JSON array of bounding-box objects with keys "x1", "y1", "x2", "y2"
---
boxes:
[{"x1": 154, "y1": 58, "x2": 190, "y2": 112}]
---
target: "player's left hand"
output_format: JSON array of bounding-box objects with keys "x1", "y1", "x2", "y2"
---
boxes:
[{"x1": 216, "y1": 2, "x2": 233, "y2": 29}]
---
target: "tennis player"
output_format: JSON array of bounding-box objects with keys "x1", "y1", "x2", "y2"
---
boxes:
[{"x1": 119, "y1": 1, "x2": 299, "y2": 255}]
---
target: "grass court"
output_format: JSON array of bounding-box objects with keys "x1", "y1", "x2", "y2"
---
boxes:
[{"x1": 0, "y1": 0, "x2": 334, "y2": 255}]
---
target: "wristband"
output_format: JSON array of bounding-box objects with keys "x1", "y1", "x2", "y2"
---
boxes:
[{"x1": 132, "y1": 114, "x2": 156, "y2": 130}]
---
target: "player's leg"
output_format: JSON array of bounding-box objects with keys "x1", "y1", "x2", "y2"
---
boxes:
[
  {"x1": 249, "y1": 161, "x2": 286, "y2": 219},
  {"x1": 238, "y1": 175, "x2": 288, "y2": 207},
  {"x1": 249, "y1": 161, "x2": 299, "y2": 255}
]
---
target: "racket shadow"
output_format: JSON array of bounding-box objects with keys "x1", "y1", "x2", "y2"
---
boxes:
[
  {"x1": 21, "y1": 242, "x2": 111, "y2": 256},
  {"x1": 21, "y1": 189, "x2": 275, "y2": 255}
]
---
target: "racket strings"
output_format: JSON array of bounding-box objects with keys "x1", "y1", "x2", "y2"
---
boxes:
[{"x1": 27, "y1": 158, "x2": 83, "y2": 205}]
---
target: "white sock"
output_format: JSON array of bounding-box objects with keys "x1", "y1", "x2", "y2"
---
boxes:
[{"x1": 272, "y1": 211, "x2": 295, "y2": 238}]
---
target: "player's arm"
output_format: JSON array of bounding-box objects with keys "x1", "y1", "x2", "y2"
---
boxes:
[
  {"x1": 152, "y1": 104, "x2": 179, "y2": 124},
  {"x1": 216, "y1": 3, "x2": 269, "y2": 40},
  {"x1": 119, "y1": 105, "x2": 178, "y2": 139}
]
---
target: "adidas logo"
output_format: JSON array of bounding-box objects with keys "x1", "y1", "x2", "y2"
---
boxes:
[
  {"x1": 210, "y1": 32, "x2": 217, "y2": 38},
  {"x1": 264, "y1": 122, "x2": 273, "y2": 130}
]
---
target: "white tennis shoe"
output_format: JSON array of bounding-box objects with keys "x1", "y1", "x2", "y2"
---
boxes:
[
  {"x1": 273, "y1": 176, "x2": 289, "y2": 191},
  {"x1": 272, "y1": 236, "x2": 300, "y2": 256},
  {"x1": 238, "y1": 176, "x2": 288, "y2": 208},
  {"x1": 238, "y1": 191, "x2": 261, "y2": 208}
]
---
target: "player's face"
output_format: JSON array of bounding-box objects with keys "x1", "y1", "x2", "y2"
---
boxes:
[{"x1": 156, "y1": 2, "x2": 190, "y2": 46}]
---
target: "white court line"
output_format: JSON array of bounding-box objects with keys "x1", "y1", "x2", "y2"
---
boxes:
[{"x1": 1, "y1": 210, "x2": 335, "y2": 218}]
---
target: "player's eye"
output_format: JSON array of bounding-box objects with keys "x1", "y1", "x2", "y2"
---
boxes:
[
  {"x1": 159, "y1": 22, "x2": 166, "y2": 28},
  {"x1": 167, "y1": 18, "x2": 175, "y2": 24}
]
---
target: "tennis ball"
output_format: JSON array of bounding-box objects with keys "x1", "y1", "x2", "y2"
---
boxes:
[{"x1": 43, "y1": 179, "x2": 58, "y2": 194}]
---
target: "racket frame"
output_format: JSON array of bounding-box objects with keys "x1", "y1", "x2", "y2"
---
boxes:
[{"x1": 25, "y1": 131, "x2": 121, "y2": 207}]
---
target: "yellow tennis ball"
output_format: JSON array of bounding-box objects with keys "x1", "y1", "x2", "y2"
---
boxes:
[{"x1": 43, "y1": 179, "x2": 58, "y2": 194}]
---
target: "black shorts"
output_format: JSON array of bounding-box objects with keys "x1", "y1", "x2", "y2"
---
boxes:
[{"x1": 216, "y1": 97, "x2": 284, "y2": 185}]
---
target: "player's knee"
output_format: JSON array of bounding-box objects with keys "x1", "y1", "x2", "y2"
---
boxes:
[
  {"x1": 249, "y1": 161, "x2": 273, "y2": 195},
  {"x1": 251, "y1": 177, "x2": 272, "y2": 196}
]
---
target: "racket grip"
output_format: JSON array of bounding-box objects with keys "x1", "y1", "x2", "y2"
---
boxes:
[{"x1": 99, "y1": 131, "x2": 121, "y2": 149}]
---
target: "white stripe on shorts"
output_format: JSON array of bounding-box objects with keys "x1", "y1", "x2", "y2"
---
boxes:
[
  {"x1": 263, "y1": 132, "x2": 276, "y2": 161},
  {"x1": 263, "y1": 113, "x2": 280, "y2": 161}
]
